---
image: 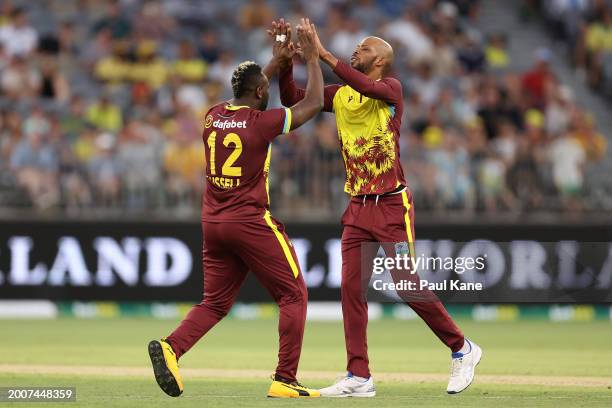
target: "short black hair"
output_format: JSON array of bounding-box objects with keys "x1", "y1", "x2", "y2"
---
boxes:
[{"x1": 231, "y1": 61, "x2": 263, "y2": 98}]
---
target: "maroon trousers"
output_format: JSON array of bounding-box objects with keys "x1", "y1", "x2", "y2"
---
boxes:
[
  {"x1": 341, "y1": 189, "x2": 465, "y2": 378},
  {"x1": 166, "y1": 212, "x2": 307, "y2": 381}
]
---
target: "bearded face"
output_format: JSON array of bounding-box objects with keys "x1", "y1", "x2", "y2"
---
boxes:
[{"x1": 350, "y1": 41, "x2": 380, "y2": 74}]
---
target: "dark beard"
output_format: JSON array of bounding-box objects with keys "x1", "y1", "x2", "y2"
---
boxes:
[{"x1": 353, "y1": 58, "x2": 375, "y2": 74}]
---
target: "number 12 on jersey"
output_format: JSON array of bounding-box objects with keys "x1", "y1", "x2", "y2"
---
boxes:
[{"x1": 206, "y1": 131, "x2": 243, "y2": 189}]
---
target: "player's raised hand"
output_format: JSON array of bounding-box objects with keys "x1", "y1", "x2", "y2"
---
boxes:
[
  {"x1": 308, "y1": 21, "x2": 337, "y2": 67},
  {"x1": 296, "y1": 18, "x2": 318, "y2": 62},
  {"x1": 266, "y1": 18, "x2": 295, "y2": 64},
  {"x1": 288, "y1": 42, "x2": 303, "y2": 60},
  {"x1": 309, "y1": 22, "x2": 327, "y2": 58}
]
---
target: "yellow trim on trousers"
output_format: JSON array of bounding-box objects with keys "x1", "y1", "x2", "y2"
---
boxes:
[
  {"x1": 263, "y1": 210, "x2": 299, "y2": 278},
  {"x1": 400, "y1": 191, "x2": 416, "y2": 257}
]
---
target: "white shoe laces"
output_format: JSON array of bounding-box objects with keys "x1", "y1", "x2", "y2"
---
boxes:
[
  {"x1": 330, "y1": 375, "x2": 362, "y2": 390},
  {"x1": 450, "y1": 356, "x2": 463, "y2": 378}
]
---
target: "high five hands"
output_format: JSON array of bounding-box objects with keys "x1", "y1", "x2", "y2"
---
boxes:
[
  {"x1": 267, "y1": 18, "x2": 332, "y2": 66},
  {"x1": 295, "y1": 18, "x2": 319, "y2": 62},
  {"x1": 266, "y1": 18, "x2": 296, "y2": 67}
]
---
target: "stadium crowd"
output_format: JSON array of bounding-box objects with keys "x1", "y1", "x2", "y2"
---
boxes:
[
  {"x1": 0, "y1": 0, "x2": 608, "y2": 218},
  {"x1": 527, "y1": 0, "x2": 612, "y2": 97}
]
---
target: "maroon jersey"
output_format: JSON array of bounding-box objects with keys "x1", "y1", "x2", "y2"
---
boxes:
[{"x1": 201, "y1": 103, "x2": 292, "y2": 222}]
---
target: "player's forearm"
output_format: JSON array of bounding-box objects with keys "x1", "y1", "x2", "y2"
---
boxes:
[
  {"x1": 288, "y1": 59, "x2": 323, "y2": 129},
  {"x1": 303, "y1": 59, "x2": 324, "y2": 110},
  {"x1": 279, "y1": 62, "x2": 306, "y2": 106},
  {"x1": 262, "y1": 57, "x2": 280, "y2": 80},
  {"x1": 320, "y1": 50, "x2": 338, "y2": 69}
]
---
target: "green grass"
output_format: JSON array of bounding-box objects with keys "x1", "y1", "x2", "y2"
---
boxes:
[
  {"x1": 1, "y1": 318, "x2": 612, "y2": 407},
  {"x1": 1, "y1": 374, "x2": 611, "y2": 408}
]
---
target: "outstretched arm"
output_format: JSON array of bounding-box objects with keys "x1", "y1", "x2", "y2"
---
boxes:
[
  {"x1": 279, "y1": 62, "x2": 339, "y2": 112},
  {"x1": 278, "y1": 62, "x2": 305, "y2": 107},
  {"x1": 287, "y1": 19, "x2": 324, "y2": 130},
  {"x1": 330, "y1": 60, "x2": 401, "y2": 104},
  {"x1": 267, "y1": 18, "x2": 338, "y2": 112},
  {"x1": 263, "y1": 18, "x2": 294, "y2": 80},
  {"x1": 313, "y1": 27, "x2": 401, "y2": 104}
]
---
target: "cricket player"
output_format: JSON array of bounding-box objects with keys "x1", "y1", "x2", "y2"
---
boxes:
[
  {"x1": 271, "y1": 19, "x2": 482, "y2": 396},
  {"x1": 148, "y1": 20, "x2": 323, "y2": 399}
]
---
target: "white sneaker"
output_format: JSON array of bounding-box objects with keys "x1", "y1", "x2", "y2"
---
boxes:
[
  {"x1": 319, "y1": 374, "x2": 376, "y2": 397},
  {"x1": 447, "y1": 339, "x2": 482, "y2": 394}
]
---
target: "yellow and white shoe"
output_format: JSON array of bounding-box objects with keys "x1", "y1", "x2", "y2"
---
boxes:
[
  {"x1": 148, "y1": 338, "x2": 184, "y2": 397},
  {"x1": 267, "y1": 375, "x2": 321, "y2": 398}
]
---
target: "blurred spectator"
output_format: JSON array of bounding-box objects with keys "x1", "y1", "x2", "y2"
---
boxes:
[
  {"x1": 507, "y1": 137, "x2": 543, "y2": 210},
  {"x1": 58, "y1": 143, "x2": 92, "y2": 211},
  {"x1": 409, "y1": 61, "x2": 441, "y2": 107},
  {"x1": 61, "y1": 96, "x2": 88, "y2": 141},
  {"x1": 584, "y1": 7, "x2": 612, "y2": 87},
  {"x1": 82, "y1": 27, "x2": 113, "y2": 68},
  {"x1": 92, "y1": 0, "x2": 132, "y2": 39},
  {"x1": 457, "y1": 32, "x2": 486, "y2": 73},
  {"x1": 436, "y1": 87, "x2": 467, "y2": 128},
  {"x1": 522, "y1": 47, "x2": 555, "y2": 108},
  {"x1": 208, "y1": 51, "x2": 238, "y2": 93},
  {"x1": 0, "y1": 111, "x2": 21, "y2": 173},
  {"x1": 163, "y1": 102, "x2": 202, "y2": 144},
  {"x1": 431, "y1": 32, "x2": 458, "y2": 77},
  {"x1": 173, "y1": 40, "x2": 207, "y2": 83},
  {"x1": 199, "y1": 31, "x2": 221, "y2": 64},
  {"x1": 73, "y1": 127, "x2": 98, "y2": 165},
  {"x1": 117, "y1": 119, "x2": 164, "y2": 208},
  {"x1": 383, "y1": 9, "x2": 434, "y2": 63},
  {"x1": 547, "y1": 132, "x2": 586, "y2": 211},
  {"x1": 132, "y1": 1, "x2": 175, "y2": 41},
  {"x1": 163, "y1": 132, "x2": 204, "y2": 207},
  {"x1": 88, "y1": 132, "x2": 122, "y2": 207},
  {"x1": 492, "y1": 119, "x2": 518, "y2": 166},
  {"x1": 173, "y1": 76, "x2": 208, "y2": 114},
  {"x1": 477, "y1": 85, "x2": 506, "y2": 140},
  {"x1": 524, "y1": 108, "x2": 547, "y2": 145},
  {"x1": 485, "y1": 33, "x2": 510, "y2": 69},
  {"x1": 545, "y1": 85, "x2": 573, "y2": 137},
  {"x1": 0, "y1": 7, "x2": 37, "y2": 57},
  {"x1": 57, "y1": 21, "x2": 79, "y2": 56},
  {"x1": 23, "y1": 107, "x2": 51, "y2": 137},
  {"x1": 0, "y1": 56, "x2": 40, "y2": 99},
  {"x1": 0, "y1": 0, "x2": 606, "y2": 217},
  {"x1": 478, "y1": 150, "x2": 515, "y2": 212},
  {"x1": 94, "y1": 40, "x2": 130, "y2": 84},
  {"x1": 568, "y1": 110, "x2": 607, "y2": 161},
  {"x1": 329, "y1": 17, "x2": 367, "y2": 60},
  {"x1": 428, "y1": 130, "x2": 475, "y2": 210},
  {"x1": 10, "y1": 132, "x2": 60, "y2": 208},
  {"x1": 86, "y1": 96, "x2": 123, "y2": 132},
  {"x1": 129, "y1": 41, "x2": 168, "y2": 90},
  {"x1": 352, "y1": 0, "x2": 386, "y2": 33},
  {"x1": 39, "y1": 60, "x2": 71, "y2": 103}
]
